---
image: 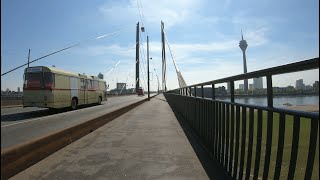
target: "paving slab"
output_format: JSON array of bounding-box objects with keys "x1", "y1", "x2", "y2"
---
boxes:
[{"x1": 11, "y1": 94, "x2": 209, "y2": 180}]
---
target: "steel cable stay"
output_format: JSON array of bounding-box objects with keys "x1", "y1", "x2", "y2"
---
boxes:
[
  {"x1": 136, "y1": 0, "x2": 149, "y2": 36},
  {"x1": 139, "y1": 33, "x2": 148, "y2": 76},
  {"x1": 141, "y1": 34, "x2": 157, "y2": 77},
  {"x1": 163, "y1": 30, "x2": 189, "y2": 92},
  {"x1": 138, "y1": 37, "x2": 148, "y2": 90},
  {"x1": 119, "y1": 65, "x2": 135, "y2": 94},
  {"x1": 139, "y1": 48, "x2": 148, "y2": 89},
  {"x1": 105, "y1": 60, "x2": 121, "y2": 78},
  {"x1": 135, "y1": 0, "x2": 159, "y2": 92},
  {"x1": 138, "y1": 46, "x2": 147, "y2": 90},
  {"x1": 1, "y1": 25, "x2": 131, "y2": 76},
  {"x1": 105, "y1": 41, "x2": 138, "y2": 79},
  {"x1": 140, "y1": 34, "x2": 158, "y2": 92},
  {"x1": 139, "y1": 58, "x2": 148, "y2": 91}
]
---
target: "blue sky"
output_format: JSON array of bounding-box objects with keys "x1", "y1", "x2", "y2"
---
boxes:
[{"x1": 1, "y1": 0, "x2": 319, "y2": 91}]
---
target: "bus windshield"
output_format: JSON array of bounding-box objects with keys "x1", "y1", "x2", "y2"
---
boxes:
[
  {"x1": 25, "y1": 73, "x2": 43, "y2": 88},
  {"x1": 24, "y1": 72, "x2": 54, "y2": 88}
]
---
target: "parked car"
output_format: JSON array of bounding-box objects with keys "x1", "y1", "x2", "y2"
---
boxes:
[{"x1": 137, "y1": 88, "x2": 144, "y2": 96}]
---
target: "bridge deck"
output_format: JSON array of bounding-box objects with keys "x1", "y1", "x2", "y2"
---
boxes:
[{"x1": 11, "y1": 94, "x2": 215, "y2": 179}]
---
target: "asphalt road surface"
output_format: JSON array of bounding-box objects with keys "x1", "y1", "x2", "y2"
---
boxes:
[{"x1": 1, "y1": 94, "x2": 154, "y2": 149}]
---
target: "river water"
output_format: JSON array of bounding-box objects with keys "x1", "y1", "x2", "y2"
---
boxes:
[{"x1": 216, "y1": 95, "x2": 319, "y2": 108}]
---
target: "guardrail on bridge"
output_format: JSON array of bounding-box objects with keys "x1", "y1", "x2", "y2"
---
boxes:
[{"x1": 164, "y1": 57, "x2": 319, "y2": 180}]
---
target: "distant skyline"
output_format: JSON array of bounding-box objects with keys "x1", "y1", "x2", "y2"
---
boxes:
[
  {"x1": 1, "y1": 0, "x2": 319, "y2": 91},
  {"x1": 4, "y1": 78, "x2": 318, "y2": 92}
]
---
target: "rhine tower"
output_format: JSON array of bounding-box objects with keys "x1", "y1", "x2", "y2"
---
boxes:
[{"x1": 239, "y1": 31, "x2": 248, "y2": 93}]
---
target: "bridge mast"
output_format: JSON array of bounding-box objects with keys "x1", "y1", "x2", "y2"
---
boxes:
[
  {"x1": 135, "y1": 22, "x2": 140, "y2": 93},
  {"x1": 161, "y1": 21, "x2": 167, "y2": 92}
]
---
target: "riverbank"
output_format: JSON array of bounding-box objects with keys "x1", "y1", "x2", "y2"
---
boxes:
[
  {"x1": 214, "y1": 92, "x2": 319, "y2": 98},
  {"x1": 286, "y1": 105, "x2": 319, "y2": 112}
]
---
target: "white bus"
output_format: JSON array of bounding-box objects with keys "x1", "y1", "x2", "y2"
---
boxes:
[{"x1": 23, "y1": 66, "x2": 107, "y2": 109}]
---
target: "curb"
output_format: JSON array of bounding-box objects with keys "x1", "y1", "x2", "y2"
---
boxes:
[
  {"x1": 0, "y1": 94, "x2": 138, "y2": 109},
  {"x1": 1, "y1": 94, "x2": 157, "y2": 180},
  {"x1": 1, "y1": 105, "x2": 23, "y2": 109}
]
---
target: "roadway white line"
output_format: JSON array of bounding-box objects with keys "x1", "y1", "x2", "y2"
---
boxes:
[
  {"x1": 1, "y1": 117, "x2": 53, "y2": 128},
  {"x1": 1, "y1": 104, "x2": 100, "y2": 128},
  {"x1": 1, "y1": 96, "x2": 143, "y2": 128}
]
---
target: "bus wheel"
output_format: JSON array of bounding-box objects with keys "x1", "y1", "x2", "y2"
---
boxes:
[
  {"x1": 71, "y1": 98, "x2": 78, "y2": 110},
  {"x1": 98, "y1": 96, "x2": 102, "y2": 105}
]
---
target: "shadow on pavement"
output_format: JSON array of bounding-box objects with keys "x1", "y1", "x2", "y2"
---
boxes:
[
  {"x1": 166, "y1": 101, "x2": 232, "y2": 180},
  {"x1": 154, "y1": 97, "x2": 167, "y2": 102}
]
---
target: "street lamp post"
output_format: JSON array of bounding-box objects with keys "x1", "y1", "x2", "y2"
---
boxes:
[
  {"x1": 147, "y1": 36, "x2": 150, "y2": 101},
  {"x1": 156, "y1": 75, "x2": 159, "y2": 94}
]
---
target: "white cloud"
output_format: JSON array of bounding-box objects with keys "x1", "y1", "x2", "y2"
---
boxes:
[
  {"x1": 98, "y1": 2, "x2": 137, "y2": 24},
  {"x1": 231, "y1": 12, "x2": 270, "y2": 29},
  {"x1": 245, "y1": 27, "x2": 269, "y2": 46},
  {"x1": 148, "y1": 27, "x2": 269, "y2": 62},
  {"x1": 82, "y1": 44, "x2": 136, "y2": 57},
  {"x1": 98, "y1": 0, "x2": 203, "y2": 29},
  {"x1": 223, "y1": 0, "x2": 232, "y2": 9},
  {"x1": 231, "y1": 12, "x2": 274, "y2": 46}
]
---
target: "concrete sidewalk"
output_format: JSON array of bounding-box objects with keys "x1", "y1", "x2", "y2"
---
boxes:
[{"x1": 11, "y1": 94, "x2": 209, "y2": 180}]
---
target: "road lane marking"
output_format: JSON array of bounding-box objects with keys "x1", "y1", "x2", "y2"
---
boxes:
[
  {"x1": 1, "y1": 117, "x2": 53, "y2": 128},
  {"x1": 1, "y1": 96, "x2": 145, "y2": 128},
  {"x1": 1, "y1": 104, "x2": 107, "y2": 128}
]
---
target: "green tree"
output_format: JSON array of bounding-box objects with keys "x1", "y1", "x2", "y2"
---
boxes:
[{"x1": 98, "y1": 72, "x2": 104, "y2": 79}]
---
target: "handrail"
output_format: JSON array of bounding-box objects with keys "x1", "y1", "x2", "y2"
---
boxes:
[
  {"x1": 170, "y1": 57, "x2": 319, "y2": 89},
  {"x1": 166, "y1": 93, "x2": 319, "y2": 119},
  {"x1": 167, "y1": 57, "x2": 319, "y2": 108}
]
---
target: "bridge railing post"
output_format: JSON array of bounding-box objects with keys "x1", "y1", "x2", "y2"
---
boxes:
[
  {"x1": 201, "y1": 85, "x2": 204, "y2": 98},
  {"x1": 194, "y1": 86, "x2": 197, "y2": 97},
  {"x1": 212, "y1": 84, "x2": 215, "y2": 100},
  {"x1": 230, "y1": 81, "x2": 234, "y2": 103},
  {"x1": 266, "y1": 75, "x2": 273, "y2": 108}
]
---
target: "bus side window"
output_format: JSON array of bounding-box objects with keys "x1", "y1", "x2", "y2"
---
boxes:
[
  {"x1": 92, "y1": 80, "x2": 95, "y2": 89},
  {"x1": 52, "y1": 74, "x2": 55, "y2": 87},
  {"x1": 87, "y1": 80, "x2": 91, "y2": 89},
  {"x1": 44, "y1": 72, "x2": 54, "y2": 88},
  {"x1": 23, "y1": 74, "x2": 26, "y2": 88},
  {"x1": 80, "y1": 79, "x2": 85, "y2": 89},
  {"x1": 95, "y1": 81, "x2": 98, "y2": 89}
]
